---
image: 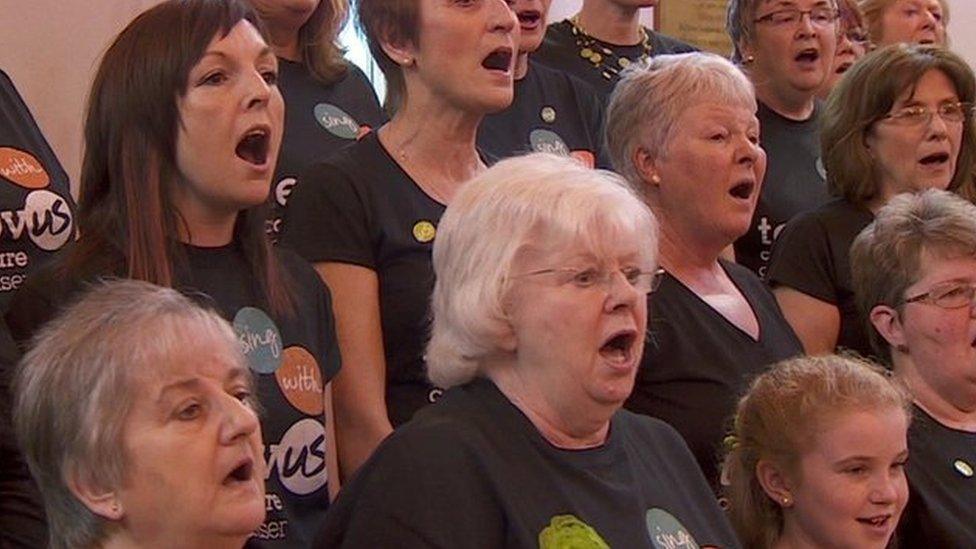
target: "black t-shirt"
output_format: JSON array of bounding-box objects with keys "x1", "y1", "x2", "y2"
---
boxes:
[
  {"x1": 898, "y1": 405, "x2": 976, "y2": 547},
  {"x1": 279, "y1": 131, "x2": 443, "y2": 427},
  {"x1": 533, "y1": 20, "x2": 698, "y2": 102},
  {"x1": 734, "y1": 101, "x2": 829, "y2": 278},
  {"x1": 0, "y1": 69, "x2": 76, "y2": 313},
  {"x1": 317, "y1": 378, "x2": 741, "y2": 549},
  {"x1": 766, "y1": 198, "x2": 875, "y2": 358},
  {"x1": 478, "y1": 60, "x2": 609, "y2": 169},
  {"x1": 626, "y1": 260, "x2": 803, "y2": 488},
  {"x1": 5, "y1": 243, "x2": 341, "y2": 548},
  {"x1": 0, "y1": 317, "x2": 47, "y2": 548},
  {"x1": 267, "y1": 60, "x2": 386, "y2": 241}
]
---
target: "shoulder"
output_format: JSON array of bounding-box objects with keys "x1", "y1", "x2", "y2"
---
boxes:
[
  {"x1": 298, "y1": 132, "x2": 388, "y2": 190},
  {"x1": 647, "y1": 30, "x2": 699, "y2": 54}
]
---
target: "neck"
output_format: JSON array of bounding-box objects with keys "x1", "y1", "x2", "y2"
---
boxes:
[
  {"x1": 515, "y1": 51, "x2": 530, "y2": 80},
  {"x1": 576, "y1": 0, "x2": 644, "y2": 45},
  {"x1": 772, "y1": 520, "x2": 821, "y2": 549},
  {"x1": 260, "y1": 20, "x2": 303, "y2": 62},
  {"x1": 378, "y1": 92, "x2": 485, "y2": 203},
  {"x1": 754, "y1": 81, "x2": 816, "y2": 121},
  {"x1": 487, "y1": 363, "x2": 612, "y2": 449},
  {"x1": 895, "y1": 361, "x2": 976, "y2": 431},
  {"x1": 657, "y1": 211, "x2": 726, "y2": 273},
  {"x1": 101, "y1": 529, "x2": 247, "y2": 549},
  {"x1": 171, "y1": 197, "x2": 238, "y2": 247}
]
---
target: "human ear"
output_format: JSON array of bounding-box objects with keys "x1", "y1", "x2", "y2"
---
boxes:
[
  {"x1": 756, "y1": 459, "x2": 795, "y2": 508},
  {"x1": 870, "y1": 304, "x2": 908, "y2": 353},
  {"x1": 378, "y1": 30, "x2": 417, "y2": 68},
  {"x1": 632, "y1": 147, "x2": 661, "y2": 186},
  {"x1": 66, "y1": 467, "x2": 124, "y2": 521}
]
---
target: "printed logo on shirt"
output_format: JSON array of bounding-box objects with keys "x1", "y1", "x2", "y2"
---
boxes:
[
  {"x1": 412, "y1": 220, "x2": 436, "y2": 243},
  {"x1": 815, "y1": 157, "x2": 827, "y2": 180},
  {"x1": 538, "y1": 515, "x2": 610, "y2": 549},
  {"x1": 314, "y1": 103, "x2": 368, "y2": 140},
  {"x1": 233, "y1": 307, "x2": 283, "y2": 374},
  {"x1": 275, "y1": 346, "x2": 324, "y2": 416},
  {"x1": 0, "y1": 147, "x2": 49, "y2": 189},
  {"x1": 645, "y1": 508, "x2": 700, "y2": 549},
  {"x1": 569, "y1": 151, "x2": 596, "y2": 169},
  {"x1": 275, "y1": 176, "x2": 297, "y2": 208},
  {"x1": 0, "y1": 188, "x2": 74, "y2": 252},
  {"x1": 266, "y1": 417, "x2": 327, "y2": 496},
  {"x1": 529, "y1": 129, "x2": 570, "y2": 156}
]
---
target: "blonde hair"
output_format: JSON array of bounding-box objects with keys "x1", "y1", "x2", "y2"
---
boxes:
[
  {"x1": 427, "y1": 153, "x2": 657, "y2": 388},
  {"x1": 299, "y1": 0, "x2": 350, "y2": 84},
  {"x1": 723, "y1": 354, "x2": 911, "y2": 548}
]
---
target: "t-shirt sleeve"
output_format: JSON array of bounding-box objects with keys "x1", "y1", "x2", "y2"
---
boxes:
[
  {"x1": 314, "y1": 272, "x2": 342, "y2": 383},
  {"x1": 316, "y1": 424, "x2": 504, "y2": 548},
  {"x1": 279, "y1": 161, "x2": 377, "y2": 269},
  {"x1": 766, "y1": 213, "x2": 840, "y2": 305}
]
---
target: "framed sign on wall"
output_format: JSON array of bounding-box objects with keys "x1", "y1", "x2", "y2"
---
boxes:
[{"x1": 655, "y1": 0, "x2": 733, "y2": 57}]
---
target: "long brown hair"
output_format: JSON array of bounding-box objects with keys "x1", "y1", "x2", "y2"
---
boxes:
[
  {"x1": 70, "y1": 0, "x2": 293, "y2": 315},
  {"x1": 299, "y1": 0, "x2": 350, "y2": 84}
]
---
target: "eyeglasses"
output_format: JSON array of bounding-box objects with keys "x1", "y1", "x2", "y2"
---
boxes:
[
  {"x1": 754, "y1": 7, "x2": 838, "y2": 28},
  {"x1": 844, "y1": 27, "x2": 869, "y2": 45},
  {"x1": 903, "y1": 282, "x2": 976, "y2": 309},
  {"x1": 880, "y1": 102, "x2": 972, "y2": 127},
  {"x1": 513, "y1": 266, "x2": 665, "y2": 294}
]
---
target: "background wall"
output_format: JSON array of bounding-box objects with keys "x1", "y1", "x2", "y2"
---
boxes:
[{"x1": 0, "y1": 0, "x2": 973, "y2": 190}]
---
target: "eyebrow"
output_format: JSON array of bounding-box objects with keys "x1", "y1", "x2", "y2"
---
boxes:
[
  {"x1": 197, "y1": 46, "x2": 275, "y2": 63},
  {"x1": 155, "y1": 366, "x2": 250, "y2": 403}
]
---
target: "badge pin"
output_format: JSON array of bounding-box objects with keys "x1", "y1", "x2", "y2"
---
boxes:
[
  {"x1": 412, "y1": 220, "x2": 436, "y2": 243},
  {"x1": 541, "y1": 106, "x2": 556, "y2": 124},
  {"x1": 954, "y1": 459, "x2": 974, "y2": 478}
]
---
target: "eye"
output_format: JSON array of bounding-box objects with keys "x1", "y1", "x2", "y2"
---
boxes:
[
  {"x1": 709, "y1": 131, "x2": 729, "y2": 142},
  {"x1": 200, "y1": 71, "x2": 227, "y2": 86},
  {"x1": 261, "y1": 70, "x2": 278, "y2": 86},
  {"x1": 748, "y1": 132, "x2": 760, "y2": 145},
  {"x1": 176, "y1": 401, "x2": 202, "y2": 421},
  {"x1": 621, "y1": 267, "x2": 644, "y2": 285},
  {"x1": 572, "y1": 268, "x2": 601, "y2": 287}
]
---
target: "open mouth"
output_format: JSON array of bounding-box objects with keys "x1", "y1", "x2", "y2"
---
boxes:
[
  {"x1": 599, "y1": 330, "x2": 637, "y2": 364},
  {"x1": 235, "y1": 127, "x2": 270, "y2": 166},
  {"x1": 856, "y1": 514, "x2": 891, "y2": 529},
  {"x1": 517, "y1": 10, "x2": 542, "y2": 29},
  {"x1": 224, "y1": 458, "x2": 255, "y2": 485},
  {"x1": 919, "y1": 152, "x2": 950, "y2": 167},
  {"x1": 835, "y1": 61, "x2": 853, "y2": 75},
  {"x1": 482, "y1": 48, "x2": 513, "y2": 73},
  {"x1": 795, "y1": 48, "x2": 820, "y2": 63},
  {"x1": 729, "y1": 180, "x2": 755, "y2": 200}
]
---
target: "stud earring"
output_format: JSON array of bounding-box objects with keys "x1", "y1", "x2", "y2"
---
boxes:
[
  {"x1": 743, "y1": 55, "x2": 756, "y2": 64},
  {"x1": 781, "y1": 496, "x2": 791, "y2": 506},
  {"x1": 650, "y1": 174, "x2": 661, "y2": 185}
]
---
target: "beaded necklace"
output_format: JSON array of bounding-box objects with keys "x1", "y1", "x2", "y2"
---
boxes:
[{"x1": 568, "y1": 14, "x2": 653, "y2": 81}]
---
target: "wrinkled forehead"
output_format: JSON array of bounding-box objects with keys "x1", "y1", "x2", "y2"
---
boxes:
[{"x1": 518, "y1": 218, "x2": 657, "y2": 269}]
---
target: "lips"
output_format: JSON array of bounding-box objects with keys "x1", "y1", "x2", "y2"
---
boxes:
[
  {"x1": 795, "y1": 48, "x2": 820, "y2": 64},
  {"x1": 918, "y1": 151, "x2": 950, "y2": 168},
  {"x1": 598, "y1": 329, "x2": 639, "y2": 367},
  {"x1": 835, "y1": 60, "x2": 854, "y2": 75},
  {"x1": 517, "y1": 9, "x2": 542, "y2": 30},
  {"x1": 856, "y1": 513, "x2": 894, "y2": 534},
  {"x1": 235, "y1": 125, "x2": 271, "y2": 167},
  {"x1": 223, "y1": 456, "x2": 256, "y2": 486},
  {"x1": 482, "y1": 47, "x2": 514, "y2": 73},
  {"x1": 729, "y1": 179, "x2": 756, "y2": 200}
]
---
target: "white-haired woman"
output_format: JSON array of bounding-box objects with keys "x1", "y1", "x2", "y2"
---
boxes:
[
  {"x1": 860, "y1": 0, "x2": 948, "y2": 48},
  {"x1": 317, "y1": 154, "x2": 740, "y2": 548},
  {"x1": 13, "y1": 280, "x2": 265, "y2": 549},
  {"x1": 605, "y1": 52, "x2": 803, "y2": 489},
  {"x1": 852, "y1": 189, "x2": 976, "y2": 546}
]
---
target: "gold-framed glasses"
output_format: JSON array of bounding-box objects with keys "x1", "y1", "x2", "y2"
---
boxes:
[
  {"x1": 513, "y1": 266, "x2": 665, "y2": 294},
  {"x1": 880, "y1": 102, "x2": 972, "y2": 127},
  {"x1": 903, "y1": 282, "x2": 976, "y2": 309}
]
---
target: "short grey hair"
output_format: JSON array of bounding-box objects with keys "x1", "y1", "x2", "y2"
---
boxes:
[
  {"x1": 605, "y1": 52, "x2": 756, "y2": 188},
  {"x1": 426, "y1": 153, "x2": 658, "y2": 388},
  {"x1": 727, "y1": 0, "x2": 839, "y2": 61},
  {"x1": 12, "y1": 279, "x2": 246, "y2": 549},
  {"x1": 851, "y1": 189, "x2": 976, "y2": 362}
]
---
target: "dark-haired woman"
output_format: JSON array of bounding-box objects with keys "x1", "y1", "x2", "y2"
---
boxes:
[
  {"x1": 280, "y1": 0, "x2": 517, "y2": 480},
  {"x1": 247, "y1": 0, "x2": 386, "y2": 241},
  {"x1": 6, "y1": 1, "x2": 340, "y2": 546}
]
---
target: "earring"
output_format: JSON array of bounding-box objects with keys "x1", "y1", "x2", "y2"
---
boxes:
[
  {"x1": 743, "y1": 55, "x2": 756, "y2": 64},
  {"x1": 650, "y1": 174, "x2": 661, "y2": 185},
  {"x1": 781, "y1": 496, "x2": 792, "y2": 506}
]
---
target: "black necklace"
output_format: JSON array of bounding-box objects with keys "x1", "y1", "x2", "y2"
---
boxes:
[{"x1": 568, "y1": 15, "x2": 653, "y2": 81}]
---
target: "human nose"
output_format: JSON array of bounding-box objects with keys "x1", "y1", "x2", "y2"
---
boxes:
[
  {"x1": 490, "y1": 0, "x2": 518, "y2": 34},
  {"x1": 795, "y1": 10, "x2": 818, "y2": 36},
  {"x1": 242, "y1": 70, "x2": 273, "y2": 111},
  {"x1": 603, "y1": 269, "x2": 643, "y2": 311},
  {"x1": 924, "y1": 108, "x2": 950, "y2": 139},
  {"x1": 868, "y1": 471, "x2": 902, "y2": 505},
  {"x1": 219, "y1": 394, "x2": 261, "y2": 445}
]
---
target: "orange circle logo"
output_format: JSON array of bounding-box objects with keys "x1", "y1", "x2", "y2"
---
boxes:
[
  {"x1": 0, "y1": 147, "x2": 49, "y2": 189},
  {"x1": 274, "y1": 346, "x2": 324, "y2": 416}
]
